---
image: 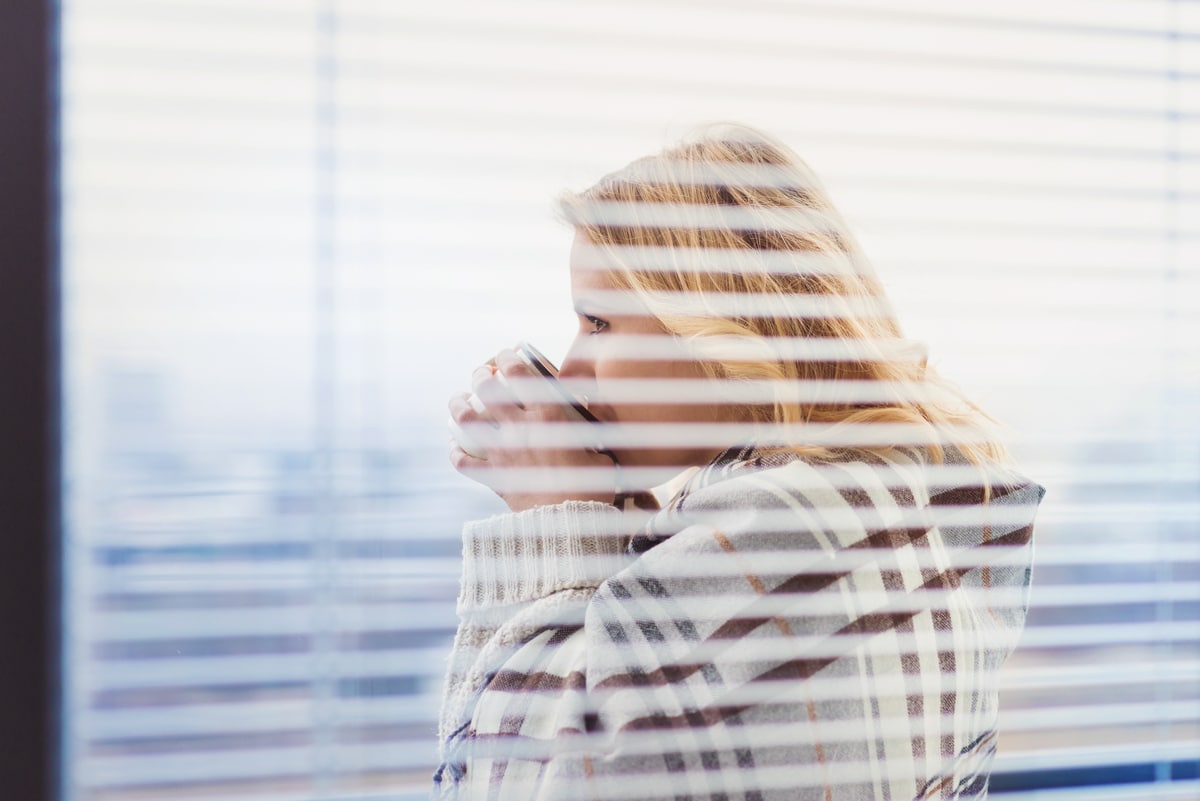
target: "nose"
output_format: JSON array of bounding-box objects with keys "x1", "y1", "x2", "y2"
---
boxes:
[{"x1": 558, "y1": 334, "x2": 593, "y2": 380}]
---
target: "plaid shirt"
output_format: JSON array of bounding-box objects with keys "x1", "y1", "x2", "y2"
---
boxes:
[{"x1": 434, "y1": 446, "x2": 1043, "y2": 801}]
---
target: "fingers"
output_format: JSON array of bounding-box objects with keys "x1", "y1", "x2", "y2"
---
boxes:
[
  {"x1": 472, "y1": 348, "x2": 548, "y2": 418},
  {"x1": 448, "y1": 440, "x2": 488, "y2": 476},
  {"x1": 448, "y1": 390, "x2": 495, "y2": 461},
  {"x1": 470, "y1": 362, "x2": 514, "y2": 416},
  {"x1": 494, "y1": 348, "x2": 570, "y2": 414},
  {"x1": 449, "y1": 391, "x2": 493, "y2": 425},
  {"x1": 451, "y1": 347, "x2": 581, "y2": 468},
  {"x1": 447, "y1": 348, "x2": 617, "y2": 509}
]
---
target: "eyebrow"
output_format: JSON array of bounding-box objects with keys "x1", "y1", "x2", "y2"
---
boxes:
[{"x1": 573, "y1": 297, "x2": 616, "y2": 317}]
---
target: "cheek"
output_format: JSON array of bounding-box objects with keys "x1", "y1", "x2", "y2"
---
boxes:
[
  {"x1": 597, "y1": 358, "x2": 711, "y2": 424},
  {"x1": 594, "y1": 355, "x2": 658, "y2": 387}
]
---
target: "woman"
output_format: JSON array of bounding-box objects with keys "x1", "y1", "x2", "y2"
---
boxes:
[{"x1": 437, "y1": 125, "x2": 1043, "y2": 801}]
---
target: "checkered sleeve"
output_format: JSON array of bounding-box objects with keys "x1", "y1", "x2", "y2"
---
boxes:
[{"x1": 434, "y1": 453, "x2": 1042, "y2": 801}]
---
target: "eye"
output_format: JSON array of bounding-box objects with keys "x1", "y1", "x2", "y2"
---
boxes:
[{"x1": 583, "y1": 314, "x2": 609, "y2": 334}]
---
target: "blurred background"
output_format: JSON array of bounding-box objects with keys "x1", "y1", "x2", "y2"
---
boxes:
[{"x1": 48, "y1": 0, "x2": 1199, "y2": 799}]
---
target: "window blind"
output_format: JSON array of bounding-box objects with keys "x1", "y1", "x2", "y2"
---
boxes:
[{"x1": 61, "y1": 1, "x2": 1198, "y2": 799}]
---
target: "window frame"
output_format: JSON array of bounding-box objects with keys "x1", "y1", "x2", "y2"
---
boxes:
[{"x1": 0, "y1": 0, "x2": 59, "y2": 799}]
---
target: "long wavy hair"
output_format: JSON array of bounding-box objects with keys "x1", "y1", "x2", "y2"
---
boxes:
[{"x1": 558, "y1": 123, "x2": 1007, "y2": 467}]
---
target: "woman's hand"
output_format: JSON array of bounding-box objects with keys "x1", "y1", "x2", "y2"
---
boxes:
[{"x1": 448, "y1": 348, "x2": 617, "y2": 512}]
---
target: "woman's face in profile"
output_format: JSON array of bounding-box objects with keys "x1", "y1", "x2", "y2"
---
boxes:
[{"x1": 559, "y1": 233, "x2": 730, "y2": 473}]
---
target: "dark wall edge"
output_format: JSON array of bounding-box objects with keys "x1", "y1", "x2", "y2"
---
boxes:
[{"x1": 0, "y1": 0, "x2": 60, "y2": 799}]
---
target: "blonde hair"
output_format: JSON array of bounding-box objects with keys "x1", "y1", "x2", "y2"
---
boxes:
[{"x1": 559, "y1": 123, "x2": 1007, "y2": 467}]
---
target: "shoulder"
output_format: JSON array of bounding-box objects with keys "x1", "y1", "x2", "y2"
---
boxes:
[
  {"x1": 631, "y1": 446, "x2": 931, "y2": 555},
  {"x1": 684, "y1": 444, "x2": 931, "y2": 506}
]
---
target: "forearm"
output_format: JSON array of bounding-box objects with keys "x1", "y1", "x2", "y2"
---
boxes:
[
  {"x1": 440, "y1": 500, "x2": 634, "y2": 747},
  {"x1": 457, "y1": 500, "x2": 631, "y2": 619}
]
